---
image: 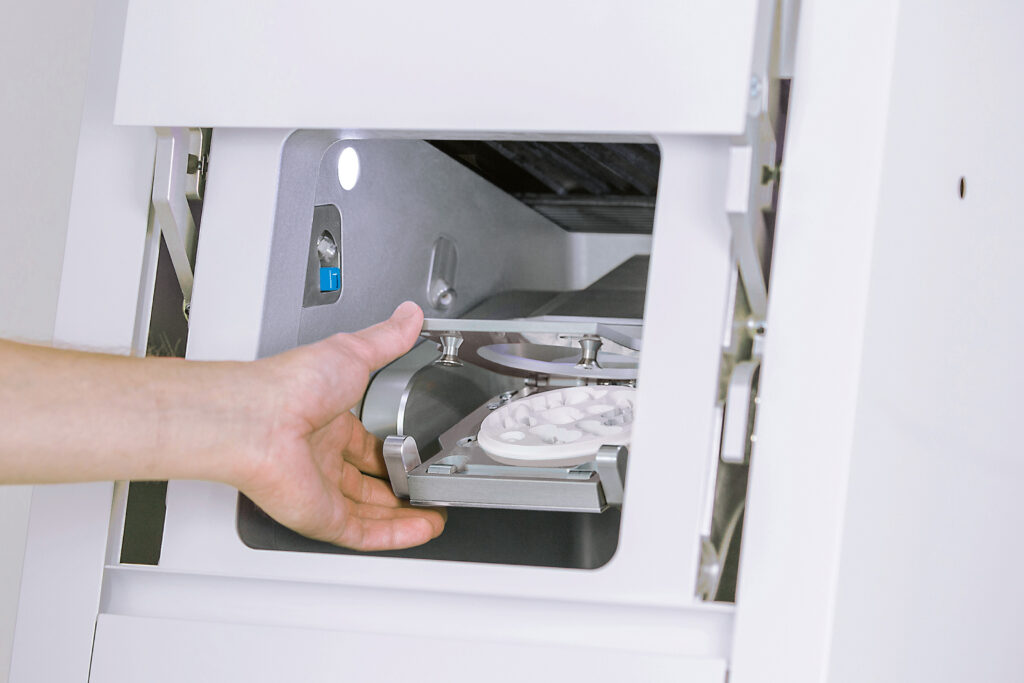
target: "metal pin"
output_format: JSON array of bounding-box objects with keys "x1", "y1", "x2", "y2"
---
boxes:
[
  {"x1": 434, "y1": 333, "x2": 464, "y2": 367},
  {"x1": 575, "y1": 335, "x2": 603, "y2": 370}
]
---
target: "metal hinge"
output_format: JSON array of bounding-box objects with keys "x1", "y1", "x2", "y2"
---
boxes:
[
  {"x1": 185, "y1": 127, "x2": 211, "y2": 201},
  {"x1": 725, "y1": 113, "x2": 776, "y2": 322},
  {"x1": 716, "y1": 105, "x2": 775, "y2": 466},
  {"x1": 152, "y1": 127, "x2": 210, "y2": 317}
]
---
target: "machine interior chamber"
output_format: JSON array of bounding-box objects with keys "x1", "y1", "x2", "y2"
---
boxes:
[{"x1": 236, "y1": 134, "x2": 664, "y2": 569}]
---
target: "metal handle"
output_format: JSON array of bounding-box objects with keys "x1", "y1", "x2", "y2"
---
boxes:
[
  {"x1": 383, "y1": 435, "x2": 422, "y2": 498},
  {"x1": 595, "y1": 445, "x2": 628, "y2": 507}
]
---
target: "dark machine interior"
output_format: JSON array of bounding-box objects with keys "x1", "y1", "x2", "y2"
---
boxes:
[{"x1": 430, "y1": 141, "x2": 659, "y2": 234}]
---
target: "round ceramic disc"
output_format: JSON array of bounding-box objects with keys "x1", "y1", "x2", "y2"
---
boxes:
[
  {"x1": 476, "y1": 343, "x2": 639, "y2": 381},
  {"x1": 477, "y1": 385, "x2": 636, "y2": 467}
]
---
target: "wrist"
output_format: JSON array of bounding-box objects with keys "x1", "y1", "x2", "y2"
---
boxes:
[
  {"x1": 215, "y1": 360, "x2": 283, "y2": 490},
  {"x1": 158, "y1": 358, "x2": 278, "y2": 488}
]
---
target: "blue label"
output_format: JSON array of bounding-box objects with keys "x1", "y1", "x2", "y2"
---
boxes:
[{"x1": 319, "y1": 267, "x2": 341, "y2": 292}]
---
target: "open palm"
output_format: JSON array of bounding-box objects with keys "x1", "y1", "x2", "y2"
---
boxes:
[{"x1": 235, "y1": 302, "x2": 445, "y2": 550}]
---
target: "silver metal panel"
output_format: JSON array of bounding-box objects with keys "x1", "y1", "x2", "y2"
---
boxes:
[
  {"x1": 410, "y1": 475, "x2": 605, "y2": 513},
  {"x1": 301, "y1": 204, "x2": 342, "y2": 308},
  {"x1": 256, "y1": 134, "x2": 580, "y2": 355}
]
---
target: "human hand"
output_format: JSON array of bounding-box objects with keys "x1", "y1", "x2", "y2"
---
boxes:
[{"x1": 231, "y1": 302, "x2": 445, "y2": 551}]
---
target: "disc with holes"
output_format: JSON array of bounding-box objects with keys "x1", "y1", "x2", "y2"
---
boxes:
[{"x1": 477, "y1": 386, "x2": 636, "y2": 467}]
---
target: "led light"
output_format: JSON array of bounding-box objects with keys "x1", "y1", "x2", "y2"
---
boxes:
[{"x1": 337, "y1": 147, "x2": 360, "y2": 190}]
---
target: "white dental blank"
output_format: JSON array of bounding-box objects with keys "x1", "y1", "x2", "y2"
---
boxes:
[{"x1": 477, "y1": 385, "x2": 636, "y2": 467}]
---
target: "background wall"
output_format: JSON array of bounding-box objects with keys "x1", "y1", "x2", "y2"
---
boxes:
[{"x1": 0, "y1": 2, "x2": 99, "y2": 681}]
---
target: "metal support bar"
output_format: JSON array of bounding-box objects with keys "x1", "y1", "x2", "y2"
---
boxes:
[
  {"x1": 383, "y1": 435, "x2": 422, "y2": 499},
  {"x1": 594, "y1": 445, "x2": 628, "y2": 506},
  {"x1": 184, "y1": 127, "x2": 211, "y2": 201},
  {"x1": 725, "y1": 115, "x2": 776, "y2": 321},
  {"x1": 152, "y1": 127, "x2": 199, "y2": 308}
]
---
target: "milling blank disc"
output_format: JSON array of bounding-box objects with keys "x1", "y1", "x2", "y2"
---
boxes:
[
  {"x1": 477, "y1": 385, "x2": 635, "y2": 467},
  {"x1": 476, "y1": 343, "x2": 639, "y2": 381}
]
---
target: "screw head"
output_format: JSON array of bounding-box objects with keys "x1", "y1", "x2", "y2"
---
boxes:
[
  {"x1": 749, "y1": 76, "x2": 762, "y2": 98},
  {"x1": 316, "y1": 233, "x2": 338, "y2": 264},
  {"x1": 437, "y1": 288, "x2": 455, "y2": 308},
  {"x1": 431, "y1": 278, "x2": 456, "y2": 310}
]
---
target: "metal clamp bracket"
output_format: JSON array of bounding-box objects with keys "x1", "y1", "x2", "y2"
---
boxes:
[
  {"x1": 593, "y1": 445, "x2": 628, "y2": 506},
  {"x1": 152, "y1": 127, "x2": 208, "y2": 314},
  {"x1": 384, "y1": 430, "x2": 628, "y2": 513},
  {"x1": 383, "y1": 435, "x2": 422, "y2": 499},
  {"x1": 720, "y1": 359, "x2": 761, "y2": 465},
  {"x1": 726, "y1": 115, "x2": 776, "y2": 321}
]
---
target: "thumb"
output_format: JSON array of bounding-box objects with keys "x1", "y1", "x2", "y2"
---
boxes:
[{"x1": 348, "y1": 301, "x2": 424, "y2": 371}]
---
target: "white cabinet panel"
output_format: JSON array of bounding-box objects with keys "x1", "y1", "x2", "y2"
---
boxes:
[
  {"x1": 115, "y1": 0, "x2": 765, "y2": 134},
  {"x1": 90, "y1": 614, "x2": 727, "y2": 683}
]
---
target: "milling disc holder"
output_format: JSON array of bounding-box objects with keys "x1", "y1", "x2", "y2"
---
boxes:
[{"x1": 420, "y1": 317, "x2": 642, "y2": 382}]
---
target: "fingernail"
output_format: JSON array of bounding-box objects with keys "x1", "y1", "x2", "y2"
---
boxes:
[{"x1": 393, "y1": 301, "x2": 420, "y2": 320}]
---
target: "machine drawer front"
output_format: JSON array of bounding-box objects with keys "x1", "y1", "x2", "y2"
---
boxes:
[{"x1": 90, "y1": 614, "x2": 728, "y2": 683}]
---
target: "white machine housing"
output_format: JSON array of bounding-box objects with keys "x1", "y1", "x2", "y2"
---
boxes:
[{"x1": 10, "y1": 1, "x2": 1024, "y2": 682}]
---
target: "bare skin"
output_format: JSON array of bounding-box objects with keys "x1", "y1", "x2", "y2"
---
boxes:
[{"x1": 0, "y1": 301, "x2": 445, "y2": 551}]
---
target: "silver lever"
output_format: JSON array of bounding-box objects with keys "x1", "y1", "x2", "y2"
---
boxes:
[
  {"x1": 594, "y1": 445, "x2": 628, "y2": 507},
  {"x1": 383, "y1": 435, "x2": 422, "y2": 498}
]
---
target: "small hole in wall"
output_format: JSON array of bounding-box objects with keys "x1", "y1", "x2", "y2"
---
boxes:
[{"x1": 959, "y1": 177, "x2": 966, "y2": 199}]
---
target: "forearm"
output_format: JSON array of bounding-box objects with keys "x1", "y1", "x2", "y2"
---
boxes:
[
  {"x1": 0, "y1": 340, "x2": 266, "y2": 485},
  {"x1": 0, "y1": 304, "x2": 447, "y2": 551}
]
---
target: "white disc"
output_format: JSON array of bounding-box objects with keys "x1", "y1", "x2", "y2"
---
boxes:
[
  {"x1": 477, "y1": 386, "x2": 636, "y2": 467},
  {"x1": 476, "y1": 342, "x2": 639, "y2": 381}
]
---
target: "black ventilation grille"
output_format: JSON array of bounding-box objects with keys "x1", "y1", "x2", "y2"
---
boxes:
[{"x1": 430, "y1": 141, "x2": 660, "y2": 234}]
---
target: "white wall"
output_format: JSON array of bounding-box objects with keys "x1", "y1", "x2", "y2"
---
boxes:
[{"x1": 0, "y1": 2, "x2": 98, "y2": 681}]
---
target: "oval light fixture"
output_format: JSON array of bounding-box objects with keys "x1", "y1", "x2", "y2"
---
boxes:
[{"x1": 337, "y1": 146, "x2": 360, "y2": 191}]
